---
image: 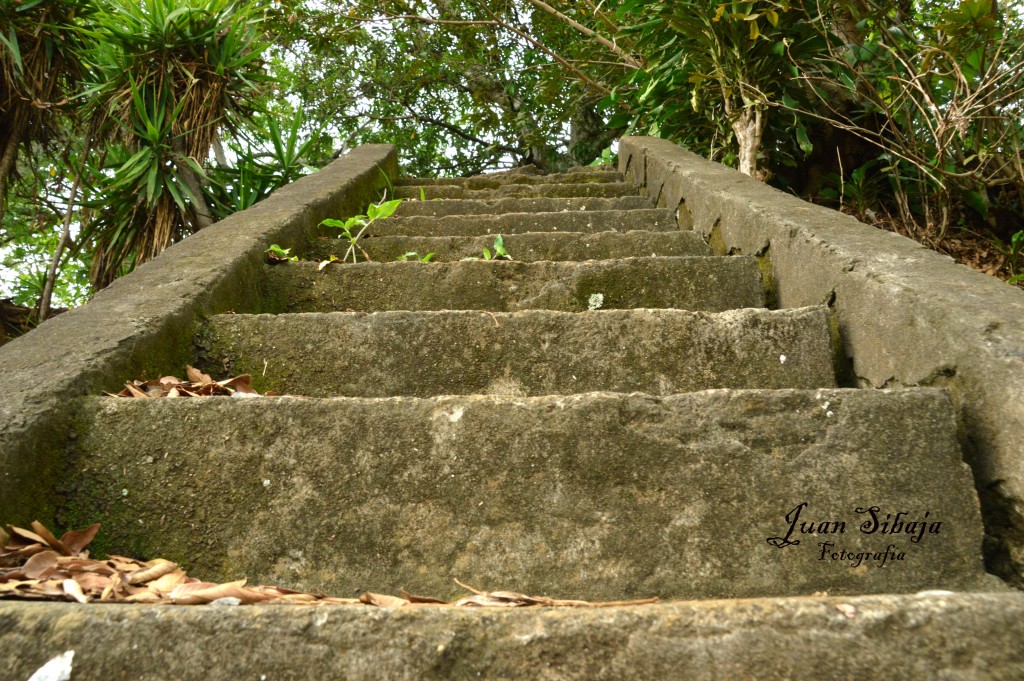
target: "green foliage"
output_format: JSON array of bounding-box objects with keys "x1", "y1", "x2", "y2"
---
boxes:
[
  {"x1": 77, "y1": 0, "x2": 272, "y2": 288},
  {"x1": 610, "y1": 1, "x2": 826, "y2": 175},
  {"x1": 320, "y1": 197, "x2": 404, "y2": 264},
  {"x1": 996, "y1": 231, "x2": 1024, "y2": 284},
  {"x1": 264, "y1": 0, "x2": 617, "y2": 175},
  {"x1": 462, "y1": 235, "x2": 511, "y2": 261},
  {"x1": 0, "y1": 0, "x2": 94, "y2": 216},
  {"x1": 207, "y1": 109, "x2": 329, "y2": 217},
  {"x1": 397, "y1": 251, "x2": 435, "y2": 262},
  {"x1": 790, "y1": 1, "x2": 1024, "y2": 238},
  {"x1": 265, "y1": 244, "x2": 297, "y2": 263}
]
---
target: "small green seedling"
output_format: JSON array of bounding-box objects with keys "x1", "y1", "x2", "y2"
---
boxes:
[
  {"x1": 462, "y1": 235, "x2": 511, "y2": 261},
  {"x1": 265, "y1": 244, "x2": 297, "y2": 263},
  {"x1": 397, "y1": 251, "x2": 435, "y2": 262},
  {"x1": 320, "y1": 196, "x2": 404, "y2": 264},
  {"x1": 419, "y1": 187, "x2": 427, "y2": 201}
]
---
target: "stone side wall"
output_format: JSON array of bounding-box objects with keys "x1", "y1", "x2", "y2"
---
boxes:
[
  {"x1": 619, "y1": 136, "x2": 1024, "y2": 588},
  {"x1": 0, "y1": 145, "x2": 397, "y2": 526}
]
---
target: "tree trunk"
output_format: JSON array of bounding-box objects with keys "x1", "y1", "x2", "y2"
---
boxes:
[
  {"x1": 37, "y1": 175, "x2": 81, "y2": 322},
  {"x1": 0, "y1": 118, "x2": 26, "y2": 223},
  {"x1": 731, "y1": 106, "x2": 764, "y2": 177},
  {"x1": 172, "y1": 139, "x2": 214, "y2": 229}
]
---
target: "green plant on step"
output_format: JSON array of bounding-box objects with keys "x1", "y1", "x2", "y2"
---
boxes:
[
  {"x1": 462, "y1": 235, "x2": 511, "y2": 261},
  {"x1": 265, "y1": 244, "x2": 297, "y2": 263},
  {"x1": 397, "y1": 251, "x2": 435, "y2": 262},
  {"x1": 589, "y1": 146, "x2": 616, "y2": 167},
  {"x1": 320, "y1": 196, "x2": 404, "y2": 264}
]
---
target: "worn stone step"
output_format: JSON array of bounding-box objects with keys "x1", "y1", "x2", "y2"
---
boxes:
[
  {"x1": 64, "y1": 389, "x2": 987, "y2": 599},
  {"x1": 3, "y1": 594, "x2": 1020, "y2": 679},
  {"x1": 356, "y1": 209, "x2": 675, "y2": 238},
  {"x1": 393, "y1": 196, "x2": 652, "y2": 217},
  {"x1": 393, "y1": 182, "x2": 638, "y2": 200},
  {"x1": 264, "y1": 257, "x2": 765, "y2": 314},
  {"x1": 307, "y1": 230, "x2": 712, "y2": 263},
  {"x1": 197, "y1": 307, "x2": 836, "y2": 398},
  {"x1": 394, "y1": 171, "x2": 623, "y2": 188}
]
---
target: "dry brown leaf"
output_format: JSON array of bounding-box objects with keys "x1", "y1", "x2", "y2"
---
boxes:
[
  {"x1": 124, "y1": 383, "x2": 151, "y2": 398},
  {"x1": 123, "y1": 591, "x2": 163, "y2": 603},
  {"x1": 0, "y1": 580, "x2": 39, "y2": 593},
  {"x1": 169, "y1": 579, "x2": 272, "y2": 605},
  {"x1": 7, "y1": 526, "x2": 48, "y2": 546},
  {"x1": 126, "y1": 559, "x2": 178, "y2": 585},
  {"x1": 62, "y1": 579, "x2": 89, "y2": 603},
  {"x1": 72, "y1": 572, "x2": 111, "y2": 595},
  {"x1": 358, "y1": 592, "x2": 411, "y2": 608},
  {"x1": 21, "y1": 550, "x2": 60, "y2": 579},
  {"x1": 107, "y1": 368, "x2": 269, "y2": 399},
  {"x1": 453, "y1": 594, "x2": 524, "y2": 608},
  {"x1": 59, "y1": 524, "x2": 100, "y2": 554},
  {"x1": 185, "y1": 365, "x2": 214, "y2": 384},
  {"x1": 31, "y1": 521, "x2": 72, "y2": 555},
  {"x1": 399, "y1": 589, "x2": 448, "y2": 605},
  {"x1": 146, "y1": 569, "x2": 187, "y2": 595},
  {"x1": 1, "y1": 521, "x2": 661, "y2": 609}
]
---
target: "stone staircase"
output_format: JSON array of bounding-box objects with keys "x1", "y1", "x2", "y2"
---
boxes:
[
  {"x1": 65, "y1": 164, "x2": 991, "y2": 595},
  {"x1": 7, "y1": 163, "x2": 1020, "y2": 679}
]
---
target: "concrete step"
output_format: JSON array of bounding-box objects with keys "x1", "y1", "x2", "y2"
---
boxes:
[
  {"x1": 394, "y1": 171, "x2": 623, "y2": 188},
  {"x1": 307, "y1": 230, "x2": 712, "y2": 262},
  {"x1": 393, "y1": 183, "x2": 639, "y2": 200},
  {"x1": 4, "y1": 593, "x2": 1020, "y2": 679},
  {"x1": 196, "y1": 307, "x2": 836, "y2": 398},
  {"x1": 393, "y1": 196, "x2": 653, "y2": 217},
  {"x1": 358, "y1": 209, "x2": 676, "y2": 237},
  {"x1": 64, "y1": 389, "x2": 987, "y2": 599},
  {"x1": 263, "y1": 257, "x2": 765, "y2": 314}
]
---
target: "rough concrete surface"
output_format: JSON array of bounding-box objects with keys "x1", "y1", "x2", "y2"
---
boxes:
[
  {"x1": 393, "y1": 195, "x2": 653, "y2": 217},
  {"x1": 367, "y1": 209, "x2": 676, "y2": 237},
  {"x1": 619, "y1": 136, "x2": 1024, "y2": 588},
  {"x1": 66, "y1": 389, "x2": 987, "y2": 598},
  {"x1": 307, "y1": 230, "x2": 711, "y2": 262},
  {"x1": 394, "y1": 170, "x2": 622, "y2": 188},
  {"x1": 3, "y1": 593, "x2": 1020, "y2": 681},
  {"x1": 394, "y1": 182, "x2": 638, "y2": 200},
  {"x1": 264, "y1": 257, "x2": 764, "y2": 313},
  {"x1": 196, "y1": 307, "x2": 837, "y2": 397},
  {"x1": 0, "y1": 146, "x2": 398, "y2": 527}
]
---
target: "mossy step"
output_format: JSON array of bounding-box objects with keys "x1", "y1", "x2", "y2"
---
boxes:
[
  {"x1": 393, "y1": 182, "x2": 638, "y2": 200},
  {"x1": 65, "y1": 389, "x2": 987, "y2": 599},
  {"x1": 358, "y1": 209, "x2": 675, "y2": 238},
  {"x1": 307, "y1": 230, "x2": 711, "y2": 262},
  {"x1": 393, "y1": 196, "x2": 652, "y2": 218},
  {"x1": 393, "y1": 171, "x2": 623, "y2": 188},
  {"x1": 263, "y1": 257, "x2": 764, "y2": 314},
  {"x1": 5, "y1": 594, "x2": 1021, "y2": 679},
  {"x1": 196, "y1": 307, "x2": 837, "y2": 398}
]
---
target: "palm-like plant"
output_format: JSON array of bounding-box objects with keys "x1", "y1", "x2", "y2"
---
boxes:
[
  {"x1": 0, "y1": 0, "x2": 93, "y2": 220},
  {"x1": 79, "y1": 0, "x2": 270, "y2": 288}
]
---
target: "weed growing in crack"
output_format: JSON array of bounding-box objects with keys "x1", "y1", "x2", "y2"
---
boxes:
[{"x1": 320, "y1": 196, "x2": 404, "y2": 264}]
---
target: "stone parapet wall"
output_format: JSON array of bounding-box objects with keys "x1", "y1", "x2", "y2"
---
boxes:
[{"x1": 619, "y1": 136, "x2": 1024, "y2": 587}]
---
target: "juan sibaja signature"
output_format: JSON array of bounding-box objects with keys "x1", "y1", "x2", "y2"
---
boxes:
[{"x1": 767, "y1": 502, "x2": 942, "y2": 549}]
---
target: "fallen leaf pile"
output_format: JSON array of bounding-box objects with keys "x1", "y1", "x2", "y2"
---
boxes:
[
  {"x1": 106, "y1": 366, "x2": 269, "y2": 399},
  {"x1": 1, "y1": 522, "x2": 658, "y2": 608}
]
